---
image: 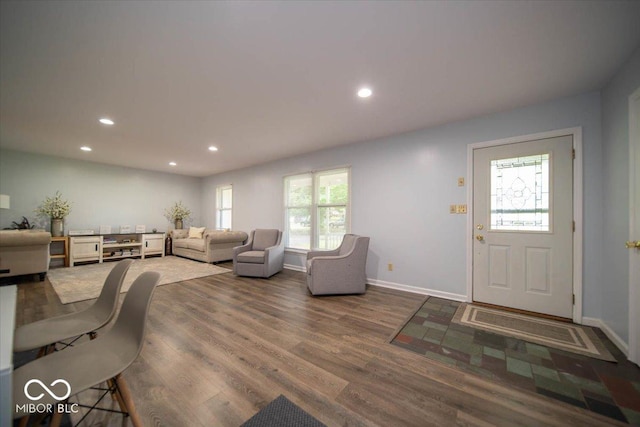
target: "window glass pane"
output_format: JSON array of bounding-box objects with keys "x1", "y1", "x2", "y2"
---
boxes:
[
  {"x1": 287, "y1": 207, "x2": 311, "y2": 250},
  {"x1": 317, "y1": 171, "x2": 348, "y2": 205},
  {"x1": 317, "y1": 206, "x2": 346, "y2": 249},
  {"x1": 220, "y1": 210, "x2": 232, "y2": 229},
  {"x1": 286, "y1": 175, "x2": 312, "y2": 207},
  {"x1": 490, "y1": 153, "x2": 550, "y2": 231},
  {"x1": 221, "y1": 187, "x2": 232, "y2": 209}
]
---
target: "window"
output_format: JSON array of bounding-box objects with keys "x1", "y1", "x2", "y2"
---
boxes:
[
  {"x1": 284, "y1": 168, "x2": 349, "y2": 250},
  {"x1": 216, "y1": 185, "x2": 233, "y2": 230}
]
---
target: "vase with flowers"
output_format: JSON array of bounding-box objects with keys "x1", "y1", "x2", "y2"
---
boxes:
[
  {"x1": 164, "y1": 201, "x2": 191, "y2": 230},
  {"x1": 35, "y1": 191, "x2": 72, "y2": 237}
]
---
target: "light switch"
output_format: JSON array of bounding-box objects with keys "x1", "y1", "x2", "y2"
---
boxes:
[
  {"x1": 450, "y1": 204, "x2": 457, "y2": 214},
  {"x1": 458, "y1": 177, "x2": 465, "y2": 186}
]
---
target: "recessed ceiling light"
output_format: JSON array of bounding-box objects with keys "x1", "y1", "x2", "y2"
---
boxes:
[
  {"x1": 208, "y1": 146, "x2": 219, "y2": 152},
  {"x1": 99, "y1": 118, "x2": 114, "y2": 125},
  {"x1": 357, "y1": 87, "x2": 372, "y2": 98},
  {"x1": 80, "y1": 146, "x2": 92, "y2": 152},
  {"x1": 169, "y1": 162, "x2": 177, "y2": 166}
]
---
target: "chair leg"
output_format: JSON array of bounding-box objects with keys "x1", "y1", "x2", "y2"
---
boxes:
[
  {"x1": 108, "y1": 378, "x2": 126, "y2": 411},
  {"x1": 113, "y1": 374, "x2": 143, "y2": 427},
  {"x1": 36, "y1": 343, "x2": 54, "y2": 358}
]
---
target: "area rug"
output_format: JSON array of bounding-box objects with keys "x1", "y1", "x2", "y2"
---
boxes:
[
  {"x1": 241, "y1": 395, "x2": 326, "y2": 427},
  {"x1": 48, "y1": 256, "x2": 230, "y2": 304},
  {"x1": 452, "y1": 304, "x2": 616, "y2": 362}
]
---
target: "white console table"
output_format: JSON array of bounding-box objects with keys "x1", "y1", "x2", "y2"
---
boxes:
[{"x1": 70, "y1": 232, "x2": 165, "y2": 266}]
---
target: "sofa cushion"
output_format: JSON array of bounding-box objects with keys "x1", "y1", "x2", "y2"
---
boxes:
[
  {"x1": 188, "y1": 226, "x2": 206, "y2": 239},
  {"x1": 173, "y1": 239, "x2": 189, "y2": 249},
  {"x1": 186, "y1": 239, "x2": 205, "y2": 251},
  {"x1": 171, "y1": 229, "x2": 189, "y2": 239},
  {"x1": 237, "y1": 250, "x2": 265, "y2": 264},
  {"x1": 252, "y1": 229, "x2": 279, "y2": 251},
  {"x1": 206, "y1": 230, "x2": 248, "y2": 244}
]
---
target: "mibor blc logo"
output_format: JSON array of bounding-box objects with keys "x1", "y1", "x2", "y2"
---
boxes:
[{"x1": 16, "y1": 378, "x2": 79, "y2": 414}]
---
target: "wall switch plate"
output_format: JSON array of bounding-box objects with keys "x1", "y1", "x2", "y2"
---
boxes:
[
  {"x1": 457, "y1": 204, "x2": 468, "y2": 214},
  {"x1": 388, "y1": 263, "x2": 393, "y2": 271},
  {"x1": 450, "y1": 204, "x2": 457, "y2": 214},
  {"x1": 458, "y1": 177, "x2": 465, "y2": 186}
]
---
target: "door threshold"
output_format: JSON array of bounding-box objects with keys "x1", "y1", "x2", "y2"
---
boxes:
[{"x1": 471, "y1": 301, "x2": 573, "y2": 323}]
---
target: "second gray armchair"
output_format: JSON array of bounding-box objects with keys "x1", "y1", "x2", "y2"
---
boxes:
[
  {"x1": 306, "y1": 234, "x2": 370, "y2": 295},
  {"x1": 233, "y1": 229, "x2": 284, "y2": 278}
]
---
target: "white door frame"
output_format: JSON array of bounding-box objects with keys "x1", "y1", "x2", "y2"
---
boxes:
[
  {"x1": 466, "y1": 127, "x2": 583, "y2": 323},
  {"x1": 629, "y1": 87, "x2": 640, "y2": 364}
]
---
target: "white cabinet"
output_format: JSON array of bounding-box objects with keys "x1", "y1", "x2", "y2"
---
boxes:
[
  {"x1": 142, "y1": 233, "x2": 165, "y2": 258},
  {"x1": 69, "y1": 233, "x2": 165, "y2": 266},
  {"x1": 69, "y1": 236, "x2": 101, "y2": 266}
]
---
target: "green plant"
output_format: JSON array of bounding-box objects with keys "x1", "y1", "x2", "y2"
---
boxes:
[
  {"x1": 164, "y1": 201, "x2": 191, "y2": 222},
  {"x1": 35, "y1": 191, "x2": 72, "y2": 219}
]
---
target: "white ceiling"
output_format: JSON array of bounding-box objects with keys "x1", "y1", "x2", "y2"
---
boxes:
[{"x1": 1, "y1": 1, "x2": 640, "y2": 177}]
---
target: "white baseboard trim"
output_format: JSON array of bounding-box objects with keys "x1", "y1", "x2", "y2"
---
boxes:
[
  {"x1": 284, "y1": 263, "x2": 306, "y2": 272},
  {"x1": 367, "y1": 278, "x2": 467, "y2": 302},
  {"x1": 281, "y1": 268, "x2": 468, "y2": 302},
  {"x1": 582, "y1": 317, "x2": 629, "y2": 357}
]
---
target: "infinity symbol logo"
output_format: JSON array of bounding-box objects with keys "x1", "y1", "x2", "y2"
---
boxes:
[{"x1": 24, "y1": 379, "x2": 71, "y2": 401}]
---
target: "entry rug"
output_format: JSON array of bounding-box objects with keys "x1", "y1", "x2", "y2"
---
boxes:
[
  {"x1": 452, "y1": 304, "x2": 616, "y2": 362},
  {"x1": 241, "y1": 395, "x2": 326, "y2": 427},
  {"x1": 48, "y1": 256, "x2": 230, "y2": 304}
]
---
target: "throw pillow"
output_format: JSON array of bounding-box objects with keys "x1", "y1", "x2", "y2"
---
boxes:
[{"x1": 188, "y1": 227, "x2": 206, "y2": 239}]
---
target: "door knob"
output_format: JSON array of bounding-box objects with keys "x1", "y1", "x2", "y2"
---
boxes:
[
  {"x1": 476, "y1": 235, "x2": 484, "y2": 242},
  {"x1": 626, "y1": 241, "x2": 640, "y2": 249}
]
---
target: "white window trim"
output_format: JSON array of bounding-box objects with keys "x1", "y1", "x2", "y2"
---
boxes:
[
  {"x1": 216, "y1": 184, "x2": 233, "y2": 230},
  {"x1": 284, "y1": 167, "x2": 351, "y2": 250}
]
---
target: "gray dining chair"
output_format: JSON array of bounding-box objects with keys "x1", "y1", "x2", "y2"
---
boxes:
[
  {"x1": 13, "y1": 259, "x2": 133, "y2": 354},
  {"x1": 13, "y1": 270, "x2": 160, "y2": 427}
]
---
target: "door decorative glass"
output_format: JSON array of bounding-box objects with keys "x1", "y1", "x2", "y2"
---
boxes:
[{"x1": 490, "y1": 153, "x2": 550, "y2": 231}]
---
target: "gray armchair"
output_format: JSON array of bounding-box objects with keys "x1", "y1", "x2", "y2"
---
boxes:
[
  {"x1": 233, "y1": 229, "x2": 284, "y2": 278},
  {"x1": 306, "y1": 234, "x2": 370, "y2": 295}
]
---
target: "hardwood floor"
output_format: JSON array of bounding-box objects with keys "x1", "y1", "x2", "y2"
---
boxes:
[{"x1": 14, "y1": 264, "x2": 625, "y2": 426}]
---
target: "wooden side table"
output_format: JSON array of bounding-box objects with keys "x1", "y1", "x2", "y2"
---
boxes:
[{"x1": 50, "y1": 236, "x2": 69, "y2": 267}]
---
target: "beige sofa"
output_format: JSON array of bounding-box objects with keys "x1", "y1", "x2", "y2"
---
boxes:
[
  {"x1": 170, "y1": 229, "x2": 248, "y2": 263},
  {"x1": 0, "y1": 230, "x2": 51, "y2": 281}
]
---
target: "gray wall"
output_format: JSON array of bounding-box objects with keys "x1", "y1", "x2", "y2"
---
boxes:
[
  {"x1": 0, "y1": 150, "x2": 202, "y2": 233},
  {"x1": 601, "y1": 47, "x2": 640, "y2": 343},
  {"x1": 202, "y1": 91, "x2": 604, "y2": 317}
]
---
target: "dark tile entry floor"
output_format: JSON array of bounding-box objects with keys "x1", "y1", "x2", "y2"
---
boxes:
[{"x1": 391, "y1": 297, "x2": 640, "y2": 425}]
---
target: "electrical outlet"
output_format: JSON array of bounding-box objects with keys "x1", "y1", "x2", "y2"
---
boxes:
[
  {"x1": 458, "y1": 177, "x2": 465, "y2": 186},
  {"x1": 458, "y1": 204, "x2": 467, "y2": 214},
  {"x1": 450, "y1": 204, "x2": 457, "y2": 214},
  {"x1": 388, "y1": 263, "x2": 393, "y2": 271}
]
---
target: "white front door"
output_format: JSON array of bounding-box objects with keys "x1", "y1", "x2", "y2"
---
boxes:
[
  {"x1": 472, "y1": 135, "x2": 574, "y2": 318},
  {"x1": 629, "y1": 87, "x2": 640, "y2": 365}
]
